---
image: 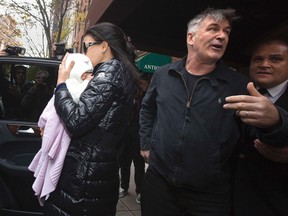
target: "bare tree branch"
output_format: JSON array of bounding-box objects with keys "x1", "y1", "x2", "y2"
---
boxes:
[{"x1": 0, "y1": 0, "x2": 77, "y2": 57}]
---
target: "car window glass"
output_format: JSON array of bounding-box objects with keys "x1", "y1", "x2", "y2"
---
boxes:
[{"x1": 0, "y1": 63, "x2": 57, "y2": 122}]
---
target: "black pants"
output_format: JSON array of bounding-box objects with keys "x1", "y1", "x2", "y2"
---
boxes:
[
  {"x1": 233, "y1": 157, "x2": 288, "y2": 216},
  {"x1": 141, "y1": 167, "x2": 231, "y2": 216},
  {"x1": 118, "y1": 127, "x2": 145, "y2": 194}
]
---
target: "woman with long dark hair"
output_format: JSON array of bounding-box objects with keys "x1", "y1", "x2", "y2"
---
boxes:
[{"x1": 43, "y1": 22, "x2": 142, "y2": 216}]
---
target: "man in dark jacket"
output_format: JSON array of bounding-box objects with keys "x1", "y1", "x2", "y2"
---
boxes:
[
  {"x1": 0, "y1": 65, "x2": 28, "y2": 119},
  {"x1": 139, "y1": 8, "x2": 288, "y2": 216},
  {"x1": 233, "y1": 39, "x2": 288, "y2": 216}
]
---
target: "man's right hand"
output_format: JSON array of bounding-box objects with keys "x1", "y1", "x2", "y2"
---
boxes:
[
  {"x1": 223, "y1": 82, "x2": 281, "y2": 128},
  {"x1": 140, "y1": 150, "x2": 150, "y2": 164}
]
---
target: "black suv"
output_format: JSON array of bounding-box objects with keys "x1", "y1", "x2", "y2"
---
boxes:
[{"x1": 0, "y1": 55, "x2": 60, "y2": 215}]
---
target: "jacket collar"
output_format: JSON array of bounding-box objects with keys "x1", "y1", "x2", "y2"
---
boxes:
[{"x1": 168, "y1": 56, "x2": 239, "y2": 83}]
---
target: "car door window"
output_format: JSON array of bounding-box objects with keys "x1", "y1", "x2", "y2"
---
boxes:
[{"x1": 0, "y1": 63, "x2": 56, "y2": 122}]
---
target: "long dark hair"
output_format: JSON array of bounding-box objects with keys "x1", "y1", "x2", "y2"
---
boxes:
[{"x1": 84, "y1": 22, "x2": 145, "y2": 91}]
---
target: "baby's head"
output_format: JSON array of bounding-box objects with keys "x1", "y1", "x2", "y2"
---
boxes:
[{"x1": 66, "y1": 53, "x2": 93, "y2": 83}]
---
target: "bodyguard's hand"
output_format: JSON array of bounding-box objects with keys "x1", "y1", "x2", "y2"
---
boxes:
[
  {"x1": 140, "y1": 150, "x2": 150, "y2": 164},
  {"x1": 254, "y1": 139, "x2": 288, "y2": 163},
  {"x1": 57, "y1": 53, "x2": 75, "y2": 84},
  {"x1": 223, "y1": 82, "x2": 281, "y2": 128}
]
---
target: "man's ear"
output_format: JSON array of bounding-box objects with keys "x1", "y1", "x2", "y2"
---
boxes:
[{"x1": 187, "y1": 32, "x2": 195, "y2": 45}]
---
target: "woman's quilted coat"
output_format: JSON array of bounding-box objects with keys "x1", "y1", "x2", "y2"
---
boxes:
[{"x1": 43, "y1": 59, "x2": 135, "y2": 216}]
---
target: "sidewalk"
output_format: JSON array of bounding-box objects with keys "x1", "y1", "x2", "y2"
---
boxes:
[{"x1": 116, "y1": 163, "x2": 142, "y2": 216}]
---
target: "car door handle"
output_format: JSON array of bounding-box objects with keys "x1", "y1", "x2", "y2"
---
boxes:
[
  {"x1": 18, "y1": 126, "x2": 35, "y2": 134},
  {"x1": 7, "y1": 124, "x2": 41, "y2": 137}
]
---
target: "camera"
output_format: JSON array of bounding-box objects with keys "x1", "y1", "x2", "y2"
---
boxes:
[
  {"x1": 54, "y1": 43, "x2": 76, "y2": 59},
  {"x1": 4, "y1": 45, "x2": 26, "y2": 56}
]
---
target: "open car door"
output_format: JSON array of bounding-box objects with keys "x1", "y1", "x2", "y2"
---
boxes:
[{"x1": 0, "y1": 56, "x2": 60, "y2": 215}]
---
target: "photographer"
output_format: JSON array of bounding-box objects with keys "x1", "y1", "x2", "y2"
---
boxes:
[
  {"x1": 53, "y1": 43, "x2": 75, "y2": 59},
  {"x1": 0, "y1": 65, "x2": 28, "y2": 119},
  {"x1": 21, "y1": 70, "x2": 53, "y2": 121}
]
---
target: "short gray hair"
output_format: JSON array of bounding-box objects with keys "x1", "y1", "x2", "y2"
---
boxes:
[{"x1": 187, "y1": 8, "x2": 240, "y2": 34}]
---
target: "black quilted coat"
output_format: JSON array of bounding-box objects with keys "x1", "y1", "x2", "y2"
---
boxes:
[{"x1": 43, "y1": 59, "x2": 135, "y2": 216}]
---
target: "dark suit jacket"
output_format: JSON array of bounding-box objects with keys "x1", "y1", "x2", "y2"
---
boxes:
[{"x1": 233, "y1": 86, "x2": 288, "y2": 216}]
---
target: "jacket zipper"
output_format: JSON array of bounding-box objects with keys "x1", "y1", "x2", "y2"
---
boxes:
[
  {"x1": 185, "y1": 76, "x2": 208, "y2": 108},
  {"x1": 173, "y1": 72, "x2": 208, "y2": 184}
]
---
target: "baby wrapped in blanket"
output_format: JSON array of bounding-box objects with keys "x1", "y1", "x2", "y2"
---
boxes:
[{"x1": 28, "y1": 53, "x2": 93, "y2": 206}]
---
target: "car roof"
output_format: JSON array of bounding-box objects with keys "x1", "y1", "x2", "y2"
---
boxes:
[{"x1": 0, "y1": 56, "x2": 61, "y2": 67}]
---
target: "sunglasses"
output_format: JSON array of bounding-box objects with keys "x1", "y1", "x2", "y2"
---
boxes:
[{"x1": 83, "y1": 41, "x2": 102, "y2": 54}]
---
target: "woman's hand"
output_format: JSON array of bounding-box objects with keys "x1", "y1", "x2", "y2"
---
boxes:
[
  {"x1": 40, "y1": 127, "x2": 44, "y2": 137},
  {"x1": 57, "y1": 53, "x2": 75, "y2": 84},
  {"x1": 140, "y1": 150, "x2": 150, "y2": 164}
]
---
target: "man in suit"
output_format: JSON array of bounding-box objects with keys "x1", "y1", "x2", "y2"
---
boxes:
[{"x1": 233, "y1": 39, "x2": 288, "y2": 216}]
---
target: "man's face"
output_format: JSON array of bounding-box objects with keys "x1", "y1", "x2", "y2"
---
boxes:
[
  {"x1": 187, "y1": 17, "x2": 231, "y2": 63},
  {"x1": 250, "y1": 43, "x2": 288, "y2": 88},
  {"x1": 14, "y1": 69, "x2": 26, "y2": 84}
]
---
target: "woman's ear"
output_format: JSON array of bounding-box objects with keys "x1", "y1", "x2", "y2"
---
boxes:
[{"x1": 101, "y1": 41, "x2": 109, "y2": 54}]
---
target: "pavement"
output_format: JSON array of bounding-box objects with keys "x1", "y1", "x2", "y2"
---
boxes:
[{"x1": 116, "y1": 163, "x2": 142, "y2": 216}]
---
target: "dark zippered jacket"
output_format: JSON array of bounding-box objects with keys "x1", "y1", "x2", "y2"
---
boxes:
[
  {"x1": 233, "y1": 86, "x2": 288, "y2": 216},
  {"x1": 43, "y1": 59, "x2": 135, "y2": 216},
  {"x1": 139, "y1": 58, "x2": 288, "y2": 194}
]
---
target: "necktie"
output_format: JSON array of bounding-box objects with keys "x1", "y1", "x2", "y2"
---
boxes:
[{"x1": 258, "y1": 88, "x2": 268, "y2": 95}]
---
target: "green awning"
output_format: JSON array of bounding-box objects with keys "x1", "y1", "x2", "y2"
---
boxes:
[{"x1": 136, "y1": 53, "x2": 172, "y2": 73}]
